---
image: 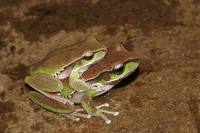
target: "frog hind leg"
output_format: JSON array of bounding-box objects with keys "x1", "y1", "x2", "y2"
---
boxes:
[
  {"x1": 28, "y1": 91, "x2": 90, "y2": 121},
  {"x1": 81, "y1": 91, "x2": 119, "y2": 124},
  {"x1": 25, "y1": 74, "x2": 73, "y2": 105},
  {"x1": 60, "y1": 109, "x2": 91, "y2": 120}
]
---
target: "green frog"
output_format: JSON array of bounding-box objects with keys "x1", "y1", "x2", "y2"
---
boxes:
[{"x1": 25, "y1": 36, "x2": 139, "y2": 124}]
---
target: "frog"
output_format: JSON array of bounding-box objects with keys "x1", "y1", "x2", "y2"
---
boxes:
[
  {"x1": 25, "y1": 36, "x2": 139, "y2": 124},
  {"x1": 25, "y1": 36, "x2": 106, "y2": 104}
]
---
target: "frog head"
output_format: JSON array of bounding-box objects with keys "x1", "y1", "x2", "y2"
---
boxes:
[{"x1": 80, "y1": 43, "x2": 139, "y2": 96}]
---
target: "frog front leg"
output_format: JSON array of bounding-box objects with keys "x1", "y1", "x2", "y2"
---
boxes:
[{"x1": 80, "y1": 90, "x2": 119, "y2": 124}]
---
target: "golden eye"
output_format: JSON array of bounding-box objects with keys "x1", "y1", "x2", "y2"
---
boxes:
[
  {"x1": 113, "y1": 63, "x2": 124, "y2": 75},
  {"x1": 84, "y1": 51, "x2": 94, "y2": 60}
]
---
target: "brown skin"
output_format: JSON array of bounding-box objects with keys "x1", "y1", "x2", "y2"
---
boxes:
[
  {"x1": 32, "y1": 36, "x2": 106, "y2": 72},
  {"x1": 81, "y1": 43, "x2": 137, "y2": 81}
]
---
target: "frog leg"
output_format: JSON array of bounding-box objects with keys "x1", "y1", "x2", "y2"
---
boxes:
[
  {"x1": 60, "y1": 85, "x2": 75, "y2": 98},
  {"x1": 35, "y1": 90, "x2": 74, "y2": 105},
  {"x1": 81, "y1": 90, "x2": 119, "y2": 124},
  {"x1": 79, "y1": 103, "x2": 118, "y2": 114},
  {"x1": 28, "y1": 91, "x2": 73, "y2": 113},
  {"x1": 41, "y1": 85, "x2": 75, "y2": 105},
  {"x1": 59, "y1": 111, "x2": 91, "y2": 121},
  {"x1": 25, "y1": 74, "x2": 73, "y2": 105},
  {"x1": 59, "y1": 114, "x2": 80, "y2": 121},
  {"x1": 61, "y1": 108, "x2": 92, "y2": 119},
  {"x1": 28, "y1": 91, "x2": 90, "y2": 121}
]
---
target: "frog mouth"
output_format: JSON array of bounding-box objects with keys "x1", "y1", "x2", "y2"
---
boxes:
[
  {"x1": 85, "y1": 75, "x2": 119, "y2": 96},
  {"x1": 90, "y1": 83, "x2": 114, "y2": 96}
]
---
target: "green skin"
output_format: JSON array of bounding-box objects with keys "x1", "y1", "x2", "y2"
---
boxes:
[
  {"x1": 25, "y1": 50, "x2": 106, "y2": 105},
  {"x1": 25, "y1": 38, "x2": 139, "y2": 124},
  {"x1": 69, "y1": 60, "x2": 139, "y2": 122},
  {"x1": 25, "y1": 36, "x2": 107, "y2": 104}
]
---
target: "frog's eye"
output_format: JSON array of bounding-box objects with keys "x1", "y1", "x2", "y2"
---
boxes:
[
  {"x1": 113, "y1": 63, "x2": 125, "y2": 75},
  {"x1": 84, "y1": 51, "x2": 94, "y2": 60}
]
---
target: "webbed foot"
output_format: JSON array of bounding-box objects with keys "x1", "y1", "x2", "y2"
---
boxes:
[
  {"x1": 95, "y1": 103, "x2": 119, "y2": 124},
  {"x1": 82, "y1": 102, "x2": 119, "y2": 124}
]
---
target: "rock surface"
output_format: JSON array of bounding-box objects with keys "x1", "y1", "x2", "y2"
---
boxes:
[{"x1": 0, "y1": 0, "x2": 200, "y2": 132}]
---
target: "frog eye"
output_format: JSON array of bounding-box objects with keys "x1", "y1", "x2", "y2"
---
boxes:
[
  {"x1": 113, "y1": 63, "x2": 125, "y2": 75},
  {"x1": 84, "y1": 51, "x2": 94, "y2": 60}
]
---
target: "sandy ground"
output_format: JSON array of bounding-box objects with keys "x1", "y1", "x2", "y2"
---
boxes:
[{"x1": 0, "y1": 0, "x2": 200, "y2": 132}]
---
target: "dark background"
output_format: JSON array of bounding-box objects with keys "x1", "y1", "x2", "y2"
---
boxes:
[{"x1": 0, "y1": 0, "x2": 199, "y2": 132}]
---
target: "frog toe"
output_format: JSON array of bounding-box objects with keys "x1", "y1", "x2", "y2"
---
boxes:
[
  {"x1": 60, "y1": 111, "x2": 91, "y2": 121},
  {"x1": 94, "y1": 103, "x2": 119, "y2": 124},
  {"x1": 72, "y1": 112, "x2": 91, "y2": 119},
  {"x1": 98, "y1": 109, "x2": 119, "y2": 116},
  {"x1": 96, "y1": 103, "x2": 109, "y2": 108},
  {"x1": 59, "y1": 114, "x2": 80, "y2": 121},
  {"x1": 96, "y1": 103, "x2": 119, "y2": 116},
  {"x1": 98, "y1": 113, "x2": 111, "y2": 124}
]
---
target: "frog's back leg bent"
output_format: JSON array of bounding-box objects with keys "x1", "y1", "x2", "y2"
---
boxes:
[
  {"x1": 25, "y1": 74, "x2": 74, "y2": 105},
  {"x1": 28, "y1": 91, "x2": 90, "y2": 121}
]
